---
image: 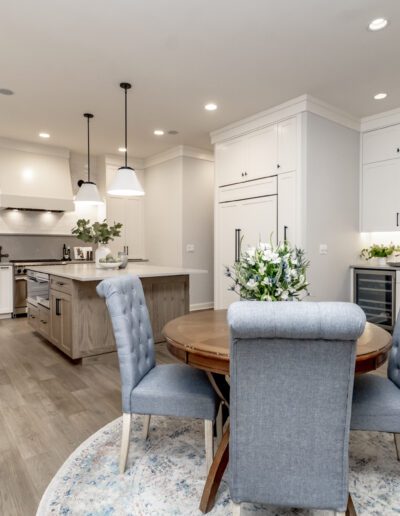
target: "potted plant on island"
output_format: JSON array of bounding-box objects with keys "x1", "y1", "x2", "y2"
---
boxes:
[
  {"x1": 72, "y1": 219, "x2": 123, "y2": 268},
  {"x1": 225, "y1": 240, "x2": 309, "y2": 301},
  {"x1": 360, "y1": 244, "x2": 396, "y2": 266}
]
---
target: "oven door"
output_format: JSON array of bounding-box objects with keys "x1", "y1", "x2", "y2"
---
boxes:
[{"x1": 14, "y1": 276, "x2": 28, "y2": 315}]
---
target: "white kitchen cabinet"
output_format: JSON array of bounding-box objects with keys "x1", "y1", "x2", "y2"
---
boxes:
[
  {"x1": 363, "y1": 124, "x2": 400, "y2": 165},
  {"x1": 215, "y1": 117, "x2": 296, "y2": 186},
  {"x1": 277, "y1": 118, "x2": 297, "y2": 173},
  {"x1": 0, "y1": 265, "x2": 13, "y2": 316},
  {"x1": 245, "y1": 126, "x2": 278, "y2": 180},
  {"x1": 278, "y1": 171, "x2": 297, "y2": 243},
  {"x1": 215, "y1": 138, "x2": 246, "y2": 186},
  {"x1": 216, "y1": 194, "x2": 278, "y2": 308},
  {"x1": 106, "y1": 164, "x2": 145, "y2": 259},
  {"x1": 361, "y1": 159, "x2": 400, "y2": 232}
]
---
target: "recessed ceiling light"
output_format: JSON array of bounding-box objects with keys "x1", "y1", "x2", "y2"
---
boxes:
[
  {"x1": 154, "y1": 129, "x2": 164, "y2": 136},
  {"x1": 168, "y1": 130, "x2": 179, "y2": 135},
  {"x1": 368, "y1": 18, "x2": 388, "y2": 31},
  {"x1": 374, "y1": 92, "x2": 387, "y2": 100},
  {"x1": 39, "y1": 132, "x2": 50, "y2": 138},
  {"x1": 0, "y1": 88, "x2": 14, "y2": 96},
  {"x1": 118, "y1": 147, "x2": 127, "y2": 152},
  {"x1": 204, "y1": 103, "x2": 218, "y2": 111}
]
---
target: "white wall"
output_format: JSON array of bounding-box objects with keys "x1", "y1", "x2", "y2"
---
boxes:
[
  {"x1": 304, "y1": 112, "x2": 361, "y2": 302},
  {"x1": 144, "y1": 157, "x2": 183, "y2": 267},
  {"x1": 182, "y1": 157, "x2": 214, "y2": 308}
]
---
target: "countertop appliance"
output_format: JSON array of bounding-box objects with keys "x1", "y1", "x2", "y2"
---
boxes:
[
  {"x1": 12, "y1": 259, "x2": 68, "y2": 316},
  {"x1": 351, "y1": 266, "x2": 400, "y2": 332}
]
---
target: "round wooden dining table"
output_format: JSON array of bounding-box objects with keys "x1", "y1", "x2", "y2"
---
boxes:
[{"x1": 163, "y1": 309, "x2": 392, "y2": 514}]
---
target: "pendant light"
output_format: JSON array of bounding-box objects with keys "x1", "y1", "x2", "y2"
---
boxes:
[
  {"x1": 107, "y1": 82, "x2": 144, "y2": 196},
  {"x1": 75, "y1": 113, "x2": 103, "y2": 205}
]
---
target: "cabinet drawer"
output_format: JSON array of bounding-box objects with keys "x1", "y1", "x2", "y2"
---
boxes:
[
  {"x1": 50, "y1": 275, "x2": 72, "y2": 294},
  {"x1": 219, "y1": 176, "x2": 277, "y2": 203},
  {"x1": 38, "y1": 306, "x2": 50, "y2": 338},
  {"x1": 27, "y1": 302, "x2": 39, "y2": 330}
]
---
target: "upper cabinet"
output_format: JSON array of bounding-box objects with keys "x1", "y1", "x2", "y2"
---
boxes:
[
  {"x1": 363, "y1": 124, "x2": 400, "y2": 164},
  {"x1": 215, "y1": 117, "x2": 297, "y2": 186}
]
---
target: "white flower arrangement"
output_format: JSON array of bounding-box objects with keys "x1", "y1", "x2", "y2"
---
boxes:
[{"x1": 225, "y1": 241, "x2": 309, "y2": 301}]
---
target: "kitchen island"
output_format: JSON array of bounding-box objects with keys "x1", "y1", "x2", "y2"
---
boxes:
[{"x1": 26, "y1": 263, "x2": 204, "y2": 360}]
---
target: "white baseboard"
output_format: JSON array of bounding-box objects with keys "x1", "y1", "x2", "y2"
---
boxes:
[
  {"x1": 0, "y1": 313, "x2": 12, "y2": 320},
  {"x1": 190, "y1": 301, "x2": 214, "y2": 312}
]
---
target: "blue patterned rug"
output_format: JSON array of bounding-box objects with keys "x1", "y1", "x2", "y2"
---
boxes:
[{"x1": 37, "y1": 415, "x2": 400, "y2": 515}]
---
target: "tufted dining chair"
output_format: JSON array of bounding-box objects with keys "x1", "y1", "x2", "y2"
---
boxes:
[
  {"x1": 228, "y1": 301, "x2": 366, "y2": 516},
  {"x1": 96, "y1": 275, "x2": 219, "y2": 474},
  {"x1": 351, "y1": 312, "x2": 400, "y2": 459}
]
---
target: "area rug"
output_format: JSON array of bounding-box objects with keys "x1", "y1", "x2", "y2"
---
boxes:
[{"x1": 37, "y1": 415, "x2": 400, "y2": 515}]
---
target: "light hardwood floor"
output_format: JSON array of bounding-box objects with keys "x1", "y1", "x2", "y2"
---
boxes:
[{"x1": 0, "y1": 316, "x2": 176, "y2": 516}]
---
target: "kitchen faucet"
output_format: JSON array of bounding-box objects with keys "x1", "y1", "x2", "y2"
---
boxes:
[{"x1": 0, "y1": 246, "x2": 9, "y2": 262}]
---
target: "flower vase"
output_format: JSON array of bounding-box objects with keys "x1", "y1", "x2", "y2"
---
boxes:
[
  {"x1": 95, "y1": 244, "x2": 111, "y2": 268},
  {"x1": 377, "y1": 257, "x2": 387, "y2": 267}
]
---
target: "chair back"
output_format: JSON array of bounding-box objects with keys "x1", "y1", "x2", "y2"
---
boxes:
[
  {"x1": 228, "y1": 301, "x2": 365, "y2": 511},
  {"x1": 97, "y1": 275, "x2": 155, "y2": 413},
  {"x1": 388, "y1": 313, "x2": 400, "y2": 388}
]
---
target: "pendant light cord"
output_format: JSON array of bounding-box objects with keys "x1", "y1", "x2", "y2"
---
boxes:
[
  {"x1": 124, "y1": 86, "x2": 128, "y2": 168},
  {"x1": 87, "y1": 115, "x2": 91, "y2": 182}
]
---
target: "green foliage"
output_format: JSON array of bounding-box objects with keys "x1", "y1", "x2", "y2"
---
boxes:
[
  {"x1": 71, "y1": 219, "x2": 123, "y2": 245},
  {"x1": 226, "y1": 240, "x2": 310, "y2": 301},
  {"x1": 360, "y1": 243, "x2": 397, "y2": 260}
]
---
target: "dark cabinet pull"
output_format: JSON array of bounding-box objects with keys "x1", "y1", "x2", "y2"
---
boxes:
[
  {"x1": 397, "y1": 148, "x2": 400, "y2": 153},
  {"x1": 284, "y1": 225, "x2": 288, "y2": 241},
  {"x1": 56, "y1": 298, "x2": 61, "y2": 316},
  {"x1": 277, "y1": 163, "x2": 281, "y2": 169},
  {"x1": 397, "y1": 213, "x2": 399, "y2": 227},
  {"x1": 57, "y1": 282, "x2": 65, "y2": 286},
  {"x1": 235, "y1": 229, "x2": 241, "y2": 262}
]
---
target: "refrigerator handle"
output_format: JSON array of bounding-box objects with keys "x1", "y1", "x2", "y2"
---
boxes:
[{"x1": 235, "y1": 229, "x2": 241, "y2": 262}]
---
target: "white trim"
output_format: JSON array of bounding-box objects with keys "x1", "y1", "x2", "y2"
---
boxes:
[
  {"x1": 144, "y1": 145, "x2": 214, "y2": 168},
  {"x1": 104, "y1": 154, "x2": 145, "y2": 170},
  {"x1": 361, "y1": 106, "x2": 400, "y2": 132},
  {"x1": 0, "y1": 137, "x2": 70, "y2": 159},
  {"x1": 210, "y1": 94, "x2": 359, "y2": 144},
  {"x1": 190, "y1": 301, "x2": 214, "y2": 312}
]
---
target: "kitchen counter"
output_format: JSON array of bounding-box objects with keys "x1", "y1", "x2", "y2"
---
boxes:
[
  {"x1": 351, "y1": 262, "x2": 400, "y2": 271},
  {"x1": 26, "y1": 263, "x2": 206, "y2": 281},
  {"x1": 25, "y1": 263, "x2": 202, "y2": 361}
]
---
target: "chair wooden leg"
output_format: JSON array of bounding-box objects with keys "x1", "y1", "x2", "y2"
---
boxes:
[
  {"x1": 346, "y1": 493, "x2": 357, "y2": 516},
  {"x1": 216, "y1": 404, "x2": 223, "y2": 448},
  {"x1": 120, "y1": 413, "x2": 132, "y2": 474},
  {"x1": 143, "y1": 414, "x2": 151, "y2": 439},
  {"x1": 394, "y1": 433, "x2": 400, "y2": 461},
  {"x1": 232, "y1": 501, "x2": 241, "y2": 515},
  {"x1": 204, "y1": 419, "x2": 214, "y2": 474}
]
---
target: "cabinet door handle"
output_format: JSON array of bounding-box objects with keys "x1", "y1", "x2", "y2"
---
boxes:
[
  {"x1": 397, "y1": 148, "x2": 400, "y2": 153},
  {"x1": 56, "y1": 298, "x2": 61, "y2": 316},
  {"x1": 284, "y1": 225, "x2": 288, "y2": 241},
  {"x1": 56, "y1": 282, "x2": 65, "y2": 286},
  {"x1": 235, "y1": 229, "x2": 241, "y2": 262},
  {"x1": 277, "y1": 163, "x2": 281, "y2": 169},
  {"x1": 126, "y1": 246, "x2": 129, "y2": 255},
  {"x1": 397, "y1": 213, "x2": 399, "y2": 227}
]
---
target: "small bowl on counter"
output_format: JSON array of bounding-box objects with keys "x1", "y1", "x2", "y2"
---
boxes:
[{"x1": 98, "y1": 261, "x2": 122, "y2": 270}]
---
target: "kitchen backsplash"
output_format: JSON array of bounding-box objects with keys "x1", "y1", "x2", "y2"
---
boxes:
[{"x1": 0, "y1": 235, "x2": 87, "y2": 261}]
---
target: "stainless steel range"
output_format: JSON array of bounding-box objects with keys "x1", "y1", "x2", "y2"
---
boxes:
[{"x1": 12, "y1": 259, "x2": 68, "y2": 316}]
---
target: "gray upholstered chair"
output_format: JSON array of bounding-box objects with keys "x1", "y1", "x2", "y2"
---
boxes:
[
  {"x1": 228, "y1": 301, "x2": 366, "y2": 516},
  {"x1": 97, "y1": 275, "x2": 219, "y2": 474},
  {"x1": 351, "y1": 313, "x2": 400, "y2": 459}
]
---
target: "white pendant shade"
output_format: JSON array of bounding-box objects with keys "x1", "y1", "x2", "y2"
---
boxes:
[
  {"x1": 107, "y1": 166, "x2": 145, "y2": 196},
  {"x1": 74, "y1": 181, "x2": 103, "y2": 205}
]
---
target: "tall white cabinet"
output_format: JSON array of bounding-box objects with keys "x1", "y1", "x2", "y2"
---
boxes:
[
  {"x1": 212, "y1": 94, "x2": 361, "y2": 308},
  {"x1": 105, "y1": 162, "x2": 146, "y2": 259},
  {"x1": 0, "y1": 265, "x2": 13, "y2": 318}
]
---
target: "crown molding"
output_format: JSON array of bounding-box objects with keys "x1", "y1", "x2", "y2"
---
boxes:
[
  {"x1": 361, "y1": 106, "x2": 400, "y2": 132},
  {"x1": 0, "y1": 137, "x2": 70, "y2": 159},
  {"x1": 144, "y1": 145, "x2": 214, "y2": 168},
  {"x1": 103, "y1": 154, "x2": 145, "y2": 170},
  {"x1": 210, "y1": 94, "x2": 360, "y2": 144}
]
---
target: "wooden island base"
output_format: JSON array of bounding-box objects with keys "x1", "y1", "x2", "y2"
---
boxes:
[{"x1": 28, "y1": 274, "x2": 189, "y2": 360}]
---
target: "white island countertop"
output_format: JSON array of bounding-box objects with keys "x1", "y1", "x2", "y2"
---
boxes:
[{"x1": 26, "y1": 263, "x2": 207, "y2": 282}]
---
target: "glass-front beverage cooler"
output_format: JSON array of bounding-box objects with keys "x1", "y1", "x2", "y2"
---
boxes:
[{"x1": 353, "y1": 269, "x2": 396, "y2": 332}]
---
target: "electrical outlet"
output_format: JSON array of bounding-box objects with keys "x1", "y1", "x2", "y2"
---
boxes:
[
  {"x1": 319, "y1": 244, "x2": 328, "y2": 255},
  {"x1": 186, "y1": 244, "x2": 195, "y2": 253}
]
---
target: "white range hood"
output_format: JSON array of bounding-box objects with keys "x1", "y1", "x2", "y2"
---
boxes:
[{"x1": 0, "y1": 138, "x2": 74, "y2": 212}]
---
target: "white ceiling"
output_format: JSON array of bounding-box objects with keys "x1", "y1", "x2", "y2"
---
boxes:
[{"x1": 1, "y1": 0, "x2": 400, "y2": 157}]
